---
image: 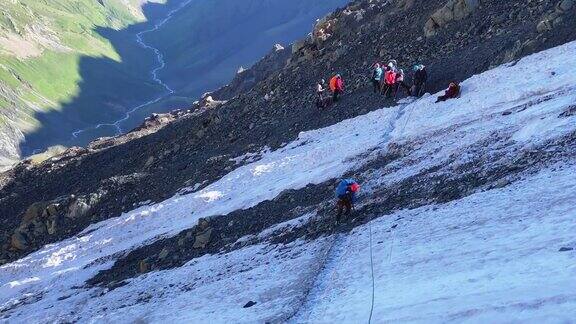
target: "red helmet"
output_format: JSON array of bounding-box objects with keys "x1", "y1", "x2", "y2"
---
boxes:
[{"x1": 350, "y1": 183, "x2": 360, "y2": 192}]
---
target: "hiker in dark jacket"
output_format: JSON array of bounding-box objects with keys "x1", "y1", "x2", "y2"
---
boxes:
[
  {"x1": 412, "y1": 64, "x2": 427, "y2": 97},
  {"x1": 436, "y1": 82, "x2": 461, "y2": 103},
  {"x1": 335, "y1": 179, "x2": 360, "y2": 222},
  {"x1": 395, "y1": 69, "x2": 411, "y2": 99},
  {"x1": 371, "y1": 63, "x2": 383, "y2": 93}
]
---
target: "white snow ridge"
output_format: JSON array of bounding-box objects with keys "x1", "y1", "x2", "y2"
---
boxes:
[{"x1": 1, "y1": 42, "x2": 576, "y2": 323}]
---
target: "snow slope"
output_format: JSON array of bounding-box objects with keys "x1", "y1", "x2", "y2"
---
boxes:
[
  {"x1": 293, "y1": 165, "x2": 576, "y2": 323},
  {"x1": 1, "y1": 42, "x2": 575, "y2": 323}
]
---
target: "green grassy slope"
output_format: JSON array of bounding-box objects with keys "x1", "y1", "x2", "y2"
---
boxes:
[{"x1": 0, "y1": 0, "x2": 165, "y2": 160}]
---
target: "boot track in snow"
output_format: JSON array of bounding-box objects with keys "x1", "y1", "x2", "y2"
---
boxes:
[{"x1": 287, "y1": 101, "x2": 411, "y2": 323}]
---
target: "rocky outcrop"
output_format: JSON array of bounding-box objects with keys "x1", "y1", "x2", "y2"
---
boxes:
[
  {"x1": 192, "y1": 218, "x2": 213, "y2": 249},
  {"x1": 424, "y1": 0, "x2": 481, "y2": 37},
  {"x1": 3, "y1": 193, "x2": 103, "y2": 256},
  {"x1": 537, "y1": 0, "x2": 575, "y2": 33}
]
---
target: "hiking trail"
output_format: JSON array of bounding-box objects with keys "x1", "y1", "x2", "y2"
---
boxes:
[{"x1": 288, "y1": 101, "x2": 411, "y2": 322}]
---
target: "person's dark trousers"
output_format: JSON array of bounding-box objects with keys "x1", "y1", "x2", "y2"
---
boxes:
[
  {"x1": 333, "y1": 90, "x2": 342, "y2": 102},
  {"x1": 382, "y1": 84, "x2": 395, "y2": 98},
  {"x1": 435, "y1": 95, "x2": 448, "y2": 103},
  {"x1": 371, "y1": 79, "x2": 380, "y2": 93},
  {"x1": 397, "y1": 81, "x2": 411, "y2": 96},
  {"x1": 336, "y1": 196, "x2": 352, "y2": 222},
  {"x1": 413, "y1": 82, "x2": 426, "y2": 97}
]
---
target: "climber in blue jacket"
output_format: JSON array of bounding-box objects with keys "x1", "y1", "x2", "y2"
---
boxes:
[{"x1": 335, "y1": 179, "x2": 360, "y2": 222}]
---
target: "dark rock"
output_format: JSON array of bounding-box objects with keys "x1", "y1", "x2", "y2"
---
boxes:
[
  {"x1": 67, "y1": 198, "x2": 90, "y2": 219},
  {"x1": 537, "y1": 19, "x2": 553, "y2": 33},
  {"x1": 243, "y1": 301, "x2": 257, "y2": 308},
  {"x1": 10, "y1": 231, "x2": 28, "y2": 251},
  {"x1": 425, "y1": 0, "x2": 481, "y2": 37},
  {"x1": 559, "y1": 105, "x2": 576, "y2": 118},
  {"x1": 559, "y1": 247, "x2": 574, "y2": 252},
  {"x1": 557, "y1": 0, "x2": 574, "y2": 12},
  {"x1": 493, "y1": 178, "x2": 512, "y2": 188},
  {"x1": 158, "y1": 248, "x2": 170, "y2": 260},
  {"x1": 138, "y1": 259, "x2": 151, "y2": 273},
  {"x1": 193, "y1": 227, "x2": 213, "y2": 249}
]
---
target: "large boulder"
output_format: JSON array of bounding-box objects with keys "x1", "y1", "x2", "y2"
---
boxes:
[
  {"x1": 10, "y1": 231, "x2": 28, "y2": 251},
  {"x1": 193, "y1": 218, "x2": 213, "y2": 249},
  {"x1": 67, "y1": 198, "x2": 91, "y2": 219},
  {"x1": 5, "y1": 193, "x2": 101, "y2": 254},
  {"x1": 20, "y1": 202, "x2": 49, "y2": 227},
  {"x1": 537, "y1": 0, "x2": 575, "y2": 33},
  {"x1": 425, "y1": 0, "x2": 481, "y2": 37}
]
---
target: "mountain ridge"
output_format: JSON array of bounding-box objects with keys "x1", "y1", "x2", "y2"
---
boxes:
[
  {"x1": 1, "y1": 38, "x2": 575, "y2": 321},
  {"x1": 1, "y1": 0, "x2": 575, "y2": 264},
  {"x1": 0, "y1": 1, "x2": 575, "y2": 321}
]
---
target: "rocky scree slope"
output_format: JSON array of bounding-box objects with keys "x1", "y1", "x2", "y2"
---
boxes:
[
  {"x1": 0, "y1": 0, "x2": 575, "y2": 264},
  {"x1": 1, "y1": 41, "x2": 575, "y2": 321}
]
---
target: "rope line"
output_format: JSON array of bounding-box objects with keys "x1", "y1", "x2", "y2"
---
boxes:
[
  {"x1": 389, "y1": 227, "x2": 396, "y2": 263},
  {"x1": 398, "y1": 99, "x2": 416, "y2": 137},
  {"x1": 367, "y1": 216, "x2": 397, "y2": 324},
  {"x1": 367, "y1": 213, "x2": 376, "y2": 324}
]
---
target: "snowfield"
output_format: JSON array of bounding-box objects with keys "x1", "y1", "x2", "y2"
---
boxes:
[{"x1": 1, "y1": 42, "x2": 575, "y2": 323}]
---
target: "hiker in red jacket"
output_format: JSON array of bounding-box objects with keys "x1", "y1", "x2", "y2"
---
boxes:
[
  {"x1": 381, "y1": 67, "x2": 397, "y2": 99},
  {"x1": 330, "y1": 74, "x2": 344, "y2": 102},
  {"x1": 436, "y1": 82, "x2": 461, "y2": 103}
]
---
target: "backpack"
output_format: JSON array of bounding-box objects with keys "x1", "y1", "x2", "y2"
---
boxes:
[
  {"x1": 335, "y1": 179, "x2": 357, "y2": 198},
  {"x1": 385, "y1": 71, "x2": 397, "y2": 85},
  {"x1": 372, "y1": 68, "x2": 382, "y2": 81},
  {"x1": 329, "y1": 77, "x2": 338, "y2": 91}
]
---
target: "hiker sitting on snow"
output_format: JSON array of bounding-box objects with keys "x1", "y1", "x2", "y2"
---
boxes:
[
  {"x1": 436, "y1": 82, "x2": 461, "y2": 103},
  {"x1": 335, "y1": 179, "x2": 360, "y2": 222}
]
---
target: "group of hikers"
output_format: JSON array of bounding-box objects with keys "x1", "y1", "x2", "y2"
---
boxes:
[
  {"x1": 315, "y1": 60, "x2": 463, "y2": 221},
  {"x1": 329, "y1": 61, "x2": 463, "y2": 222},
  {"x1": 315, "y1": 59, "x2": 461, "y2": 109},
  {"x1": 370, "y1": 60, "x2": 427, "y2": 99}
]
